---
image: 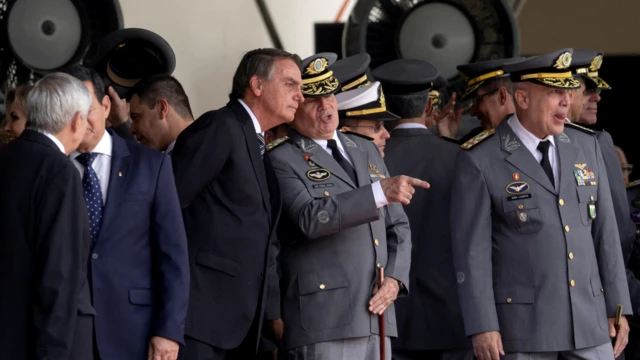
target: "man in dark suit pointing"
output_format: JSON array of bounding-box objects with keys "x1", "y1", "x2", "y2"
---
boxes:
[
  {"x1": 0, "y1": 73, "x2": 95, "y2": 359},
  {"x1": 172, "y1": 48, "x2": 304, "y2": 359}
]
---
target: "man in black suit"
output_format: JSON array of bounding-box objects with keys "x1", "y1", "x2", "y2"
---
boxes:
[
  {"x1": 0, "y1": 73, "x2": 95, "y2": 359},
  {"x1": 172, "y1": 48, "x2": 304, "y2": 359}
]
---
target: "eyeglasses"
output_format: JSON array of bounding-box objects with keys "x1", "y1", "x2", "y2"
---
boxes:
[
  {"x1": 622, "y1": 164, "x2": 634, "y2": 172},
  {"x1": 472, "y1": 88, "x2": 500, "y2": 105},
  {"x1": 347, "y1": 122, "x2": 385, "y2": 133}
]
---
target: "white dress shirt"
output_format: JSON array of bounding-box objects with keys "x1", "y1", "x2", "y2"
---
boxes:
[
  {"x1": 37, "y1": 131, "x2": 66, "y2": 154},
  {"x1": 394, "y1": 123, "x2": 428, "y2": 130},
  {"x1": 314, "y1": 131, "x2": 389, "y2": 209},
  {"x1": 70, "y1": 131, "x2": 113, "y2": 203},
  {"x1": 238, "y1": 99, "x2": 263, "y2": 135},
  {"x1": 507, "y1": 115, "x2": 559, "y2": 189}
]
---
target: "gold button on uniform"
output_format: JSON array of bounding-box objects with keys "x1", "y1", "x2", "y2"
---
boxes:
[
  {"x1": 565, "y1": 225, "x2": 570, "y2": 233},
  {"x1": 374, "y1": 239, "x2": 379, "y2": 246},
  {"x1": 568, "y1": 252, "x2": 574, "y2": 260},
  {"x1": 570, "y1": 280, "x2": 576, "y2": 287},
  {"x1": 319, "y1": 284, "x2": 326, "y2": 290},
  {"x1": 377, "y1": 263, "x2": 381, "y2": 268},
  {"x1": 590, "y1": 195, "x2": 595, "y2": 201},
  {"x1": 518, "y1": 204, "x2": 524, "y2": 210},
  {"x1": 559, "y1": 199, "x2": 564, "y2": 206},
  {"x1": 506, "y1": 298, "x2": 512, "y2": 303},
  {"x1": 601, "y1": 288, "x2": 604, "y2": 293},
  {"x1": 324, "y1": 191, "x2": 330, "y2": 196}
]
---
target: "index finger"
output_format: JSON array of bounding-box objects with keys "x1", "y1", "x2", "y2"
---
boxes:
[{"x1": 407, "y1": 177, "x2": 430, "y2": 189}]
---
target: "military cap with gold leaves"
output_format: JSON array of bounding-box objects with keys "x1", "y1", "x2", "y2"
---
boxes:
[
  {"x1": 300, "y1": 53, "x2": 340, "y2": 97},
  {"x1": 503, "y1": 48, "x2": 581, "y2": 89},
  {"x1": 457, "y1": 57, "x2": 524, "y2": 100},
  {"x1": 570, "y1": 49, "x2": 610, "y2": 90}
]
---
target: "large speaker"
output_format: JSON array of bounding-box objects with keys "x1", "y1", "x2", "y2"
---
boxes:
[
  {"x1": 0, "y1": 0, "x2": 123, "y2": 89},
  {"x1": 342, "y1": 0, "x2": 520, "y2": 100}
]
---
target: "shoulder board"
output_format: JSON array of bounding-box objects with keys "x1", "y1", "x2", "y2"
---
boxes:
[
  {"x1": 266, "y1": 136, "x2": 289, "y2": 151},
  {"x1": 460, "y1": 129, "x2": 495, "y2": 150},
  {"x1": 439, "y1": 136, "x2": 460, "y2": 144},
  {"x1": 628, "y1": 179, "x2": 640, "y2": 190},
  {"x1": 565, "y1": 122, "x2": 595, "y2": 134},
  {"x1": 339, "y1": 128, "x2": 374, "y2": 141}
]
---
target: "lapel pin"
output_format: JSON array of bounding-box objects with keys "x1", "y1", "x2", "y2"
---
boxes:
[
  {"x1": 513, "y1": 173, "x2": 520, "y2": 181},
  {"x1": 118, "y1": 171, "x2": 123, "y2": 177},
  {"x1": 303, "y1": 154, "x2": 310, "y2": 161}
]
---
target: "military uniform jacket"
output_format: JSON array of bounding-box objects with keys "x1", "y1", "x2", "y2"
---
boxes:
[
  {"x1": 269, "y1": 128, "x2": 411, "y2": 350},
  {"x1": 451, "y1": 119, "x2": 631, "y2": 352},
  {"x1": 385, "y1": 127, "x2": 471, "y2": 351}
]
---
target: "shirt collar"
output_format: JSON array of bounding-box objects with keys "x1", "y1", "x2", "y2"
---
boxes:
[
  {"x1": 311, "y1": 131, "x2": 342, "y2": 152},
  {"x1": 70, "y1": 130, "x2": 112, "y2": 160},
  {"x1": 394, "y1": 123, "x2": 428, "y2": 130},
  {"x1": 507, "y1": 114, "x2": 556, "y2": 154},
  {"x1": 35, "y1": 130, "x2": 66, "y2": 154},
  {"x1": 238, "y1": 99, "x2": 262, "y2": 135},
  {"x1": 165, "y1": 139, "x2": 176, "y2": 154}
]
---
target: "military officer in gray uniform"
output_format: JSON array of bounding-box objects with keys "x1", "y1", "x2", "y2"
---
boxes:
[
  {"x1": 268, "y1": 53, "x2": 427, "y2": 360},
  {"x1": 373, "y1": 59, "x2": 474, "y2": 360},
  {"x1": 568, "y1": 50, "x2": 637, "y2": 265},
  {"x1": 451, "y1": 48, "x2": 632, "y2": 360}
]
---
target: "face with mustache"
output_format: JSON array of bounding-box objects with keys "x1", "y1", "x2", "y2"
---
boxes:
[
  {"x1": 514, "y1": 82, "x2": 571, "y2": 138},
  {"x1": 292, "y1": 94, "x2": 339, "y2": 140}
]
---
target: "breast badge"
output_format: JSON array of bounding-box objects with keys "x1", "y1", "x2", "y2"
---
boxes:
[
  {"x1": 307, "y1": 169, "x2": 331, "y2": 181},
  {"x1": 574, "y1": 166, "x2": 596, "y2": 186}
]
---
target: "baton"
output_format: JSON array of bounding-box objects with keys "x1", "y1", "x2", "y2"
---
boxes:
[{"x1": 379, "y1": 267, "x2": 385, "y2": 360}]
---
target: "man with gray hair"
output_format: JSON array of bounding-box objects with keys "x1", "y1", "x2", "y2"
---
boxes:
[{"x1": 0, "y1": 72, "x2": 95, "y2": 359}]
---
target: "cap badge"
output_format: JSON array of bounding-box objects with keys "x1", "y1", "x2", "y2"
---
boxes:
[
  {"x1": 590, "y1": 55, "x2": 603, "y2": 71},
  {"x1": 306, "y1": 58, "x2": 328, "y2": 75},
  {"x1": 554, "y1": 52, "x2": 572, "y2": 70}
]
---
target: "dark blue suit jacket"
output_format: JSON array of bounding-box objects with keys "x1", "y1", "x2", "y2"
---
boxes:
[{"x1": 90, "y1": 129, "x2": 189, "y2": 359}]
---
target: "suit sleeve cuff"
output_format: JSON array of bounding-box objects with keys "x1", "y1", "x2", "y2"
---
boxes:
[{"x1": 372, "y1": 181, "x2": 389, "y2": 209}]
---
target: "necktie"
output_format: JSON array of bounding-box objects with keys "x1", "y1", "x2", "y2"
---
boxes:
[
  {"x1": 257, "y1": 133, "x2": 266, "y2": 158},
  {"x1": 537, "y1": 140, "x2": 555, "y2": 186},
  {"x1": 327, "y1": 139, "x2": 358, "y2": 185},
  {"x1": 76, "y1": 153, "x2": 104, "y2": 244}
]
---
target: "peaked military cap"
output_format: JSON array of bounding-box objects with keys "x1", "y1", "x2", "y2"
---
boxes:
[
  {"x1": 336, "y1": 82, "x2": 399, "y2": 121},
  {"x1": 331, "y1": 53, "x2": 374, "y2": 94},
  {"x1": 90, "y1": 28, "x2": 176, "y2": 99},
  {"x1": 457, "y1": 57, "x2": 525, "y2": 100},
  {"x1": 503, "y1": 48, "x2": 580, "y2": 89},
  {"x1": 570, "y1": 49, "x2": 610, "y2": 90},
  {"x1": 372, "y1": 59, "x2": 438, "y2": 95},
  {"x1": 301, "y1": 53, "x2": 340, "y2": 97}
]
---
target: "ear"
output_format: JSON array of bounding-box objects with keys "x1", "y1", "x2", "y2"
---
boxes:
[
  {"x1": 514, "y1": 89, "x2": 528, "y2": 109},
  {"x1": 249, "y1": 75, "x2": 263, "y2": 97},
  {"x1": 70, "y1": 111, "x2": 84, "y2": 135},
  {"x1": 340, "y1": 125, "x2": 352, "y2": 132},
  {"x1": 424, "y1": 97, "x2": 433, "y2": 117},
  {"x1": 498, "y1": 88, "x2": 508, "y2": 105},
  {"x1": 101, "y1": 95, "x2": 112, "y2": 118},
  {"x1": 158, "y1": 99, "x2": 170, "y2": 120}
]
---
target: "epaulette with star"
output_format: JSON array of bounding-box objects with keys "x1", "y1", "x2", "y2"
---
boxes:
[
  {"x1": 339, "y1": 128, "x2": 374, "y2": 141},
  {"x1": 266, "y1": 136, "x2": 289, "y2": 151},
  {"x1": 460, "y1": 129, "x2": 495, "y2": 150},
  {"x1": 565, "y1": 122, "x2": 595, "y2": 134}
]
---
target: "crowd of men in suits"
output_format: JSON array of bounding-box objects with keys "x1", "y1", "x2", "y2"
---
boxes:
[{"x1": 1, "y1": 27, "x2": 639, "y2": 360}]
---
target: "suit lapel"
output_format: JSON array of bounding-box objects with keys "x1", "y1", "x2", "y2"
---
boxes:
[
  {"x1": 555, "y1": 131, "x2": 580, "y2": 193},
  {"x1": 97, "y1": 131, "x2": 130, "y2": 243},
  {"x1": 498, "y1": 121, "x2": 556, "y2": 195},
  {"x1": 338, "y1": 132, "x2": 369, "y2": 187},
  {"x1": 230, "y1": 100, "x2": 271, "y2": 218},
  {"x1": 288, "y1": 129, "x2": 356, "y2": 189}
]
